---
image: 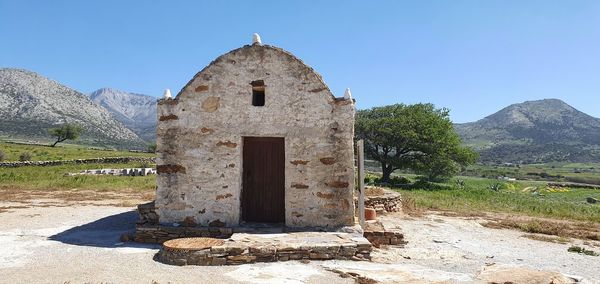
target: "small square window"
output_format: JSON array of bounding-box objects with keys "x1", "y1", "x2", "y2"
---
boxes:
[
  {"x1": 250, "y1": 80, "x2": 265, "y2": 107},
  {"x1": 252, "y1": 89, "x2": 265, "y2": 106}
]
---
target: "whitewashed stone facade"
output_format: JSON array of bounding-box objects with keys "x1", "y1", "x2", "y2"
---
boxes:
[{"x1": 156, "y1": 42, "x2": 355, "y2": 228}]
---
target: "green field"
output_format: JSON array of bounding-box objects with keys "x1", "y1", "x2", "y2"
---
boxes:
[
  {"x1": 463, "y1": 162, "x2": 600, "y2": 185},
  {"x1": 370, "y1": 173, "x2": 600, "y2": 223},
  {"x1": 0, "y1": 162, "x2": 156, "y2": 191},
  {"x1": 0, "y1": 141, "x2": 156, "y2": 192},
  {"x1": 0, "y1": 141, "x2": 154, "y2": 162}
]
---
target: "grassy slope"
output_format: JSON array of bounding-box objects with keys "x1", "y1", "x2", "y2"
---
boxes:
[{"x1": 0, "y1": 141, "x2": 154, "y2": 161}]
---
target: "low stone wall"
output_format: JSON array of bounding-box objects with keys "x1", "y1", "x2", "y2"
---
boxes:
[
  {"x1": 135, "y1": 225, "x2": 233, "y2": 244},
  {"x1": 66, "y1": 167, "x2": 156, "y2": 176},
  {"x1": 135, "y1": 201, "x2": 233, "y2": 243},
  {"x1": 363, "y1": 221, "x2": 406, "y2": 248},
  {"x1": 356, "y1": 188, "x2": 402, "y2": 213},
  {"x1": 137, "y1": 201, "x2": 159, "y2": 225},
  {"x1": 363, "y1": 230, "x2": 405, "y2": 247},
  {"x1": 0, "y1": 157, "x2": 156, "y2": 168},
  {"x1": 156, "y1": 235, "x2": 372, "y2": 266}
]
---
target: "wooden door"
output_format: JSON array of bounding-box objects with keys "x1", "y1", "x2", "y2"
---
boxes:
[{"x1": 242, "y1": 137, "x2": 285, "y2": 223}]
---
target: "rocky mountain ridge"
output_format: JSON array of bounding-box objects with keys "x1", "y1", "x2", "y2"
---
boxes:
[
  {"x1": 455, "y1": 99, "x2": 600, "y2": 163},
  {"x1": 0, "y1": 68, "x2": 146, "y2": 149},
  {"x1": 89, "y1": 88, "x2": 157, "y2": 142}
]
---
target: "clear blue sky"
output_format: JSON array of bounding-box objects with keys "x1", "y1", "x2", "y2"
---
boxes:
[{"x1": 2, "y1": 0, "x2": 599, "y2": 123}]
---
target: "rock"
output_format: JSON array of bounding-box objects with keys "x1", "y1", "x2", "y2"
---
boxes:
[
  {"x1": 587, "y1": 197, "x2": 598, "y2": 204},
  {"x1": 181, "y1": 216, "x2": 197, "y2": 227},
  {"x1": 209, "y1": 219, "x2": 226, "y2": 227},
  {"x1": 478, "y1": 264, "x2": 576, "y2": 284},
  {"x1": 120, "y1": 233, "x2": 132, "y2": 242},
  {"x1": 226, "y1": 255, "x2": 256, "y2": 263}
]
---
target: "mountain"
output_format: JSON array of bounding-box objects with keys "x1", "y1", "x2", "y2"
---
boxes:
[
  {"x1": 0, "y1": 68, "x2": 146, "y2": 149},
  {"x1": 455, "y1": 99, "x2": 600, "y2": 163},
  {"x1": 89, "y1": 88, "x2": 157, "y2": 142}
]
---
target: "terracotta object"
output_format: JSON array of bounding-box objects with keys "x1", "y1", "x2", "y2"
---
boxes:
[{"x1": 365, "y1": 208, "x2": 377, "y2": 220}]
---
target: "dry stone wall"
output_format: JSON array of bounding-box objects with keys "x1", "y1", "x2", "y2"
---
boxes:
[
  {"x1": 156, "y1": 44, "x2": 355, "y2": 228},
  {"x1": 0, "y1": 157, "x2": 155, "y2": 168},
  {"x1": 358, "y1": 189, "x2": 403, "y2": 213}
]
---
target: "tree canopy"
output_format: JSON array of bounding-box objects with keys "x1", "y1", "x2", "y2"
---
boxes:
[
  {"x1": 355, "y1": 103, "x2": 478, "y2": 182},
  {"x1": 48, "y1": 123, "x2": 83, "y2": 147}
]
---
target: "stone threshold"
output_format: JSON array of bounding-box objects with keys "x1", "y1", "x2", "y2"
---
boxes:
[
  {"x1": 134, "y1": 224, "x2": 233, "y2": 244},
  {"x1": 156, "y1": 232, "x2": 373, "y2": 266}
]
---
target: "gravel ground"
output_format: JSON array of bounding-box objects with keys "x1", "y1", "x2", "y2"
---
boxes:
[{"x1": 0, "y1": 200, "x2": 598, "y2": 283}]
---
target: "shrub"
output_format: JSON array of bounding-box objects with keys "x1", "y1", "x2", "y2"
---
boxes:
[
  {"x1": 488, "y1": 182, "x2": 503, "y2": 192},
  {"x1": 147, "y1": 143, "x2": 157, "y2": 153},
  {"x1": 568, "y1": 246, "x2": 599, "y2": 256},
  {"x1": 455, "y1": 179, "x2": 466, "y2": 189},
  {"x1": 19, "y1": 152, "x2": 32, "y2": 161}
]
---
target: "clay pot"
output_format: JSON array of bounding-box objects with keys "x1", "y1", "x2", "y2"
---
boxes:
[{"x1": 365, "y1": 208, "x2": 377, "y2": 220}]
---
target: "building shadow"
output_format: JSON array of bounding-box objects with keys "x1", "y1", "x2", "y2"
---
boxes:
[{"x1": 49, "y1": 210, "x2": 159, "y2": 249}]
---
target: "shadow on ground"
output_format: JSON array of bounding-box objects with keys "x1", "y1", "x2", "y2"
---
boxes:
[{"x1": 49, "y1": 210, "x2": 159, "y2": 249}]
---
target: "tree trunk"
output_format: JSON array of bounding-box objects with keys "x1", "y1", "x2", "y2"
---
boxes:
[
  {"x1": 51, "y1": 138, "x2": 65, "y2": 147},
  {"x1": 381, "y1": 163, "x2": 393, "y2": 183}
]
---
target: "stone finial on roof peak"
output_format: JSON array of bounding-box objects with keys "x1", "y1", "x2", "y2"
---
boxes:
[
  {"x1": 252, "y1": 33, "x2": 262, "y2": 45},
  {"x1": 344, "y1": 88, "x2": 352, "y2": 100},
  {"x1": 163, "y1": 89, "x2": 172, "y2": 99}
]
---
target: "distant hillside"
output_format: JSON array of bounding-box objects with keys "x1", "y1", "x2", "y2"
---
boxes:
[
  {"x1": 90, "y1": 88, "x2": 157, "y2": 142},
  {"x1": 455, "y1": 99, "x2": 600, "y2": 163},
  {"x1": 0, "y1": 68, "x2": 146, "y2": 149}
]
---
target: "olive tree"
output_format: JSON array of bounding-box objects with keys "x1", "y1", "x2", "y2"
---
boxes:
[
  {"x1": 355, "y1": 103, "x2": 478, "y2": 182},
  {"x1": 48, "y1": 123, "x2": 83, "y2": 147}
]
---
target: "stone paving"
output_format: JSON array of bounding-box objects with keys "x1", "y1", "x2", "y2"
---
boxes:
[{"x1": 157, "y1": 232, "x2": 373, "y2": 266}]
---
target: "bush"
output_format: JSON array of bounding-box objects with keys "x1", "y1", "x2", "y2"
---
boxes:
[
  {"x1": 412, "y1": 179, "x2": 454, "y2": 191},
  {"x1": 147, "y1": 143, "x2": 157, "y2": 153},
  {"x1": 455, "y1": 179, "x2": 466, "y2": 189},
  {"x1": 19, "y1": 152, "x2": 32, "y2": 161},
  {"x1": 0, "y1": 150, "x2": 5, "y2": 161},
  {"x1": 488, "y1": 182, "x2": 502, "y2": 192}
]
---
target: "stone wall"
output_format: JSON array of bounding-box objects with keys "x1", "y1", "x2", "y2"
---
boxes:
[
  {"x1": 355, "y1": 188, "x2": 402, "y2": 213},
  {"x1": 156, "y1": 43, "x2": 355, "y2": 228},
  {"x1": 363, "y1": 221, "x2": 406, "y2": 248},
  {"x1": 156, "y1": 234, "x2": 372, "y2": 266},
  {"x1": 135, "y1": 201, "x2": 233, "y2": 243},
  {"x1": 0, "y1": 157, "x2": 155, "y2": 168}
]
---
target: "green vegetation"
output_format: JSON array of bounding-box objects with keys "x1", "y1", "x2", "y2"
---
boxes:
[
  {"x1": 0, "y1": 141, "x2": 156, "y2": 192},
  {"x1": 18, "y1": 152, "x2": 32, "y2": 161},
  {"x1": 0, "y1": 141, "x2": 154, "y2": 162},
  {"x1": 147, "y1": 143, "x2": 157, "y2": 153},
  {"x1": 463, "y1": 162, "x2": 600, "y2": 185},
  {"x1": 48, "y1": 123, "x2": 83, "y2": 147},
  {"x1": 0, "y1": 162, "x2": 155, "y2": 191},
  {"x1": 568, "y1": 246, "x2": 599, "y2": 256},
  {"x1": 367, "y1": 172, "x2": 600, "y2": 223},
  {"x1": 356, "y1": 103, "x2": 478, "y2": 182}
]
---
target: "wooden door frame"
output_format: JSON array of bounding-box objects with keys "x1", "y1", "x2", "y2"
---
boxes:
[{"x1": 240, "y1": 136, "x2": 286, "y2": 224}]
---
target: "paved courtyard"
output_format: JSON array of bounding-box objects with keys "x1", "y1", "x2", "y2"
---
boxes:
[{"x1": 1, "y1": 198, "x2": 598, "y2": 283}]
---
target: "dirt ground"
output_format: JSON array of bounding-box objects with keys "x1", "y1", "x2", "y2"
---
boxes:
[{"x1": 0, "y1": 191, "x2": 599, "y2": 283}]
